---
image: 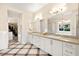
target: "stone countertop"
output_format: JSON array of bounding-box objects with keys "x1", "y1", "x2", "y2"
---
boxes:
[{"x1": 28, "y1": 32, "x2": 79, "y2": 45}]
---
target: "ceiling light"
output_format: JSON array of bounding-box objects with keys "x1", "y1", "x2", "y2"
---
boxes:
[{"x1": 49, "y1": 4, "x2": 66, "y2": 15}]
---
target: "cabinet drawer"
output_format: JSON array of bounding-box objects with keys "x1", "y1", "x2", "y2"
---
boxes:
[
  {"x1": 63, "y1": 42, "x2": 76, "y2": 56},
  {"x1": 63, "y1": 48, "x2": 76, "y2": 56},
  {"x1": 63, "y1": 53, "x2": 74, "y2": 56},
  {"x1": 63, "y1": 42, "x2": 76, "y2": 49},
  {"x1": 52, "y1": 40, "x2": 63, "y2": 56}
]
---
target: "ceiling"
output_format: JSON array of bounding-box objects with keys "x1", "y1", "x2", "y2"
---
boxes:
[{"x1": 0, "y1": 3, "x2": 48, "y2": 12}]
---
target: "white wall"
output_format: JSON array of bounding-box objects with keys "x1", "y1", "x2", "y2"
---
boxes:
[
  {"x1": 0, "y1": 6, "x2": 8, "y2": 50},
  {"x1": 0, "y1": 31, "x2": 8, "y2": 49},
  {"x1": 8, "y1": 18, "x2": 17, "y2": 23},
  {"x1": 21, "y1": 12, "x2": 33, "y2": 44}
]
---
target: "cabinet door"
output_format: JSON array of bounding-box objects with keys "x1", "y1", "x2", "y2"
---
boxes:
[
  {"x1": 28, "y1": 34, "x2": 32, "y2": 43},
  {"x1": 32, "y1": 35, "x2": 37, "y2": 45},
  {"x1": 35, "y1": 36, "x2": 40, "y2": 47},
  {"x1": 52, "y1": 40, "x2": 63, "y2": 56},
  {"x1": 44, "y1": 38, "x2": 52, "y2": 54},
  {"x1": 40, "y1": 37, "x2": 52, "y2": 54},
  {"x1": 32, "y1": 35, "x2": 40, "y2": 47},
  {"x1": 39, "y1": 37, "x2": 45, "y2": 50}
]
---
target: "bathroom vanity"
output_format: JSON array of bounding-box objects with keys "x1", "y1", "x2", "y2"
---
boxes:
[{"x1": 28, "y1": 32, "x2": 79, "y2": 56}]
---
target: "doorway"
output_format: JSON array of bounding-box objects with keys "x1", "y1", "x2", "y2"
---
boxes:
[{"x1": 8, "y1": 23, "x2": 18, "y2": 44}]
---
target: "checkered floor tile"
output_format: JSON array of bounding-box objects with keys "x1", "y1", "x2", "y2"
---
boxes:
[{"x1": 0, "y1": 41, "x2": 51, "y2": 56}]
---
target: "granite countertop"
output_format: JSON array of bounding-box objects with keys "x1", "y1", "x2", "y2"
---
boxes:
[{"x1": 28, "y1": 32, "x2": 79, "y2": 45}]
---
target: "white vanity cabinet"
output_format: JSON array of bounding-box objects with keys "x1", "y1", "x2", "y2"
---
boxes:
[
  {"x1": 32, "y1": 35, "x2": 42, "y2": 48},
  {"x1": 28, "y1": 33, "x2": 79, "y2": 56},
  {"x1": 32, "y1": 35, "x2": 52, "y2": 54},
  {"x1": 28, "y1": 34, "x2": 33, "y2": 43},
  {"x1": 32, "y1": 35, "x2": 38, "y2": 45},
  {"x1": 39, "y1": 37, "x2": 46, "y2": 51},
  {"x1": 63, "y1": 42, "x2": 79, "y2": 56},
  {"x1": 52, "y1": 40, "x2": 63, "y2": 56},
  {"x1": 34, "y1": 36, "x2": 41, "y2": 48},
  {"x1": 40, "y1": 37, "x2": 52, "y2": 54},
  {"x1": 44, "y1": 38, "x2": 52, "y2": 54},
  {"x1": 37, "y1": 36, "x2": 44, "y2": 50}
]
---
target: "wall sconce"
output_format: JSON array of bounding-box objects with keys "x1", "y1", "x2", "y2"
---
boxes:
[
  {"x1": 28, "y1": 23, "x2": 33, "y2": 32},
  {"x1": 34, "y1": 13, "x2": 43, "y2": 21}
]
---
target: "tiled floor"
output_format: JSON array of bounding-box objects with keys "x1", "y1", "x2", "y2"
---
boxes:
[{"x1": 0, "y1": 40, "x2": 51, "y2": 56}]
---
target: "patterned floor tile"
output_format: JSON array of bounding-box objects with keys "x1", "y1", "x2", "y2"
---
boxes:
[
  {"x1": 27, "y1": 54, "x2": 37, "y2": 56},
  {"x1": 0, "y1": 40, "x2": 50, "y2": 56},
  {"x1": 3, "y1": 54, "x2": 14, "y2": 56},
  {"x1": 39, "y1": 54, "x2": 49, "y2": 56},
  {"x1": 14, "y1": 42, "x2": 21, "y2": 45},
  {"x1": 23, "y1": 45, "x2": 31, "y2": 49},
  {"x1": 39, "y1": 50, "x2": 48, "y2": 54},
  {"x1": 17, "y1": 49, "x2": 28, "y2": 54},
  {"x1": 31, "y1": 45, "x2": 38, "y2": 49},
  {"x1": 8, "y1": 49, "x2": 19, "y2": 54},
  {"x1": 0, "y1": 49, "x2": 10, "y2": 54},
  {"x1": 15, "y1": 45, "x2": 24, "y2": 48},
  {"x1": 15, "y1": 54, "x2": 26, "y2": 56},
  {"x1": 0, "y1": 54, "x2": 2, "y2": 56},
  {"x1": 9, "y1": 45, "x2": 17, "y2": 49},
  {"x1": 28, "y1": 49, "x2": 38, "y2": 54}
]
